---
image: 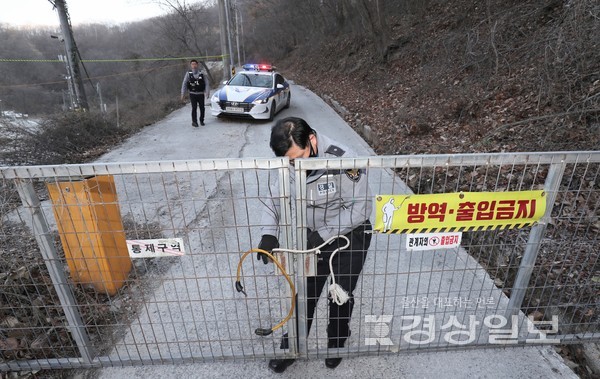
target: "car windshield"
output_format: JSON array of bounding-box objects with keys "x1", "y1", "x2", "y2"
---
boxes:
[{"x1": 228, "y1": 73, "x2": 273, "y2": 88}]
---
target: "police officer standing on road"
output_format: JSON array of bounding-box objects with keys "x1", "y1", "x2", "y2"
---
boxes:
[
  {"x1": 181, "y1": 59, "x2": 210, "y2": 127},
  {"x1": 256, "y1": 117, "x2": 373, "y2": 373}
]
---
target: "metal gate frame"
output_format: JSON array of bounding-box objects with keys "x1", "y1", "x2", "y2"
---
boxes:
[{"x1": 1, "y1": 151, "x2": 599, "y2": 370}]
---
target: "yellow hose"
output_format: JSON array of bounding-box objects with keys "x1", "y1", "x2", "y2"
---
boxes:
[{"x1": 235, "y1": 248, "x2": 296, "y2": 335}]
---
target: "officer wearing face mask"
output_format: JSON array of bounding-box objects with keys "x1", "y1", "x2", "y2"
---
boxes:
[
  {"x1": 256, "y1": 116, "x2": 372, "y2": 373},
  {"x1": 181, "y1": 59, "x2": 210, "y2": 127}
]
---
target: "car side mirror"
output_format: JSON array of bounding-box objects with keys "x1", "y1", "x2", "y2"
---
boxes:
[
  {"x1": 223, "y1": 81, "x2": 228, "y2": 85},
  {"x1": 276, "y1": 84, "x2": 284, "y2": 89}
]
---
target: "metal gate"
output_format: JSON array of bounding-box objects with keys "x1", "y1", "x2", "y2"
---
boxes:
[{"x1": 0, "y1": 151, "x2": 598, "y2": 370}]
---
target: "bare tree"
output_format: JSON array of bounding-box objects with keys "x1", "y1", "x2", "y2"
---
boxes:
[
  {"x1": 155, "y1": 0, "x2": 216, "y2": 83},
  {"x1": 240, "y1": 0, "x2": 393, "y2": 61},
  {"x1": 349, "y1": 0, "x2": 391, "y2": 61}
]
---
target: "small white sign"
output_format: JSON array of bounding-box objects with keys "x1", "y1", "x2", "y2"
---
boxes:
[
  {"x1": 126, "y1": 238, "x2": 185, "y2": 258},
  {"x1": 405, "y1": 232, "x2": 462, "y2": 251}
]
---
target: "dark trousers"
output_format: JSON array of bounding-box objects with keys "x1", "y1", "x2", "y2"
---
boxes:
[
  {"x1": 281, "y1": 221, "x2": 372, "y2": 350},
  {"x1": 189, "y1": 93, "x2": 205, "y2": 123}
]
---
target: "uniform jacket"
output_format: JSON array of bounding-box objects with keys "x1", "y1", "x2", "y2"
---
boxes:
[
  {"x1": 181, "y1": 70, "x2": 210, "y2": 96},
  {"x1": 260, "y1": 133, "x2": 372, "y2": 241}
]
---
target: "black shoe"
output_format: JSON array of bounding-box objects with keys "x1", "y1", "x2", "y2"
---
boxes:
[
  {"x1": 325, "y1": 335, "x2": 346, "y2": 369},
  {"x1": 200, "y1": 121, "x2": 205, "y2": 126},
  {"x1": 325, "y1": 357, "x2": 342, "y2": 369},
  {"x1": 192, "y1": 122, "x2": 199, "y2": 127},
  {"x1": 268, "y1": 359, "x2": 295, "y2": 373}
]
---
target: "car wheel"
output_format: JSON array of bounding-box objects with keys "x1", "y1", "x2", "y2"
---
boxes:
[
  {"x1": 284, "y1": 93, "x2": 291, "y2": 109},
  {"x1": 268, "y1": 101, "x2": 276, "y2": 121}
]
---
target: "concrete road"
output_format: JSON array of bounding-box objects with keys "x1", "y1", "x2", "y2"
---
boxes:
[{"x1": 93, "y1": 84, "x2": 576, "y2": 378}]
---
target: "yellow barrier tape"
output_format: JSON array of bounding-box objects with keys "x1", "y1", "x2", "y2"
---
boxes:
[
  {"x1": 0, "y1": 54, "x2": 229, "y2": 63},
  {"x1": 0, "y1": 62, "x2": 183, "y2": 88},
  {"x1": 0, "y1": 57, "x2": 235, "y2": 89},
  {"x1": 374, "y1": 190, "x2": 546, "y2": 234}
]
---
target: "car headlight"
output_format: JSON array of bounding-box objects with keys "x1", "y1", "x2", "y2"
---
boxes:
[{"x1": 253, "y1": 98, "x2": 269, "y2": 104}]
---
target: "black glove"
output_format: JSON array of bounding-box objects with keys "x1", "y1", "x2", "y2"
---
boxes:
[
  {"x1": 307, "y1": 229, "x2": 325, "y2": 249},
  {"x1": 257, "y1": 234, "x2": 279, "y2": 264}
]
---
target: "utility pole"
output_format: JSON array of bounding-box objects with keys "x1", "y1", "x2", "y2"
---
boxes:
[
  {"x1": 239, "y1": 6, "x2": 245, "y2": 64},
  {"x1": 54, "y1": 0, "x2": 88, "y2": 110},
  {"x1": 217, "y1": 0, "x2": 231, "y2": 80},
  {"x1": 97, "y1": 83, "x2": 105, "y2": 112},
  {"x1": 52, "y1": 34, "x2": 77, "y2": 110},
  {"x1": 224, "y1": 0, "x2": 235, "y2": 72},
  {"x1": 234, "y1": 1, "x2": 241, "y2": 67},
  {"x1": 56, "y1": 52, "x2": 76, "y2": 109}
]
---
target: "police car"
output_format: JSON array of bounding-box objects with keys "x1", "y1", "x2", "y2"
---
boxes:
[{"x1": 210, "y1": 64, "x2": 291, "y2": 121}]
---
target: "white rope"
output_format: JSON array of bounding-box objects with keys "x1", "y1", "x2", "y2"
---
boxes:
[{"x1": 273, "y1": 235, "x2": 351, "y2": 305}]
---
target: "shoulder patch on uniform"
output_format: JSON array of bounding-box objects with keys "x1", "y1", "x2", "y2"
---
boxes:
[
  {"x1": 345, "y1": 169, "x2": 362, "y2": 182},
  {"x1": 325, "y1": 145, "x2": 345, "y2": 157}
]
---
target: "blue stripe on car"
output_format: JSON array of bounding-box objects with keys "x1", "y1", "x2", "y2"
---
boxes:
[
  {"x1": 219, "y1": 90, "x2": 228, "y2": 101},
  {"x1": 244, "y1": 89, "x2": 272, "y2": 103}
]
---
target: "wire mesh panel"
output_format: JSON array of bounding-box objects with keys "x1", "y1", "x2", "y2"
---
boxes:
[
  {"x1": 0, "y1": 152, "x2": 599, "y2": 370},
  {"x1": 0, "y1": 175, "x2": 92, "y2": 369},
  {"x1": 0, "y1": 159, "x2": 296, "y2": 369},
  {"x1": 291, "y1": 152, "x2": 600, "y2": 360},
  {"x1": 523, "y1": 159, "x2": 600, "y2": 341}
]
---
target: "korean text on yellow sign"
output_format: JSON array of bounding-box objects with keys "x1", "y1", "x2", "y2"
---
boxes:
[{"x1": 374, "y1": 190, "x2": 546, "y2": 233}]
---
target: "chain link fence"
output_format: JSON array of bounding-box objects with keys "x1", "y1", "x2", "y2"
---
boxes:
[{"x1": 0, "y1": 152, "x2": 598, "y2": 370}]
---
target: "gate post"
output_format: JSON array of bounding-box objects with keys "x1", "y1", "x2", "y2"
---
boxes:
[
  {"x1": 506, "y1": 159, "x2": 567, "y2": 321},
  {"x1": 294, "y1": 166, "x2": 309, "y2": 357},
  {"x1": 14, "y1": 179, "x2": 94, "y2": 363},
  {"x1": 278, "y1": 164, "x2": 298, "y2": 356}
]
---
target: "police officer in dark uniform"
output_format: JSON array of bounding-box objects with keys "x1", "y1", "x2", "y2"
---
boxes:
[
  {"x1": 257, "y1": 117, "x2": 373, "y2": 373},
  {"x1": 181, "y1": 59, "x2": 210, "y2": 127}
]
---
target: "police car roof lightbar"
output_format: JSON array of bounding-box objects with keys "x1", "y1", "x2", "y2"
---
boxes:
[{"x1": 242, "y1": 63, "x2": 276, "y2": 72}]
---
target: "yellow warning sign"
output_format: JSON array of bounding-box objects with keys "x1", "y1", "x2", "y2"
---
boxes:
[{"x1": 374, "y1": 190, "x2": 546, "y2": 234}]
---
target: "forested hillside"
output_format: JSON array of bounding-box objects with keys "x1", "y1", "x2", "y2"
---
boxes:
[
  {"x1": 0, "y1": 2, "x2": 221, "y2": 116},
  {"x1": 0, "y1": 0, "x2": 598, "y2": 155},
  {"x1": 0, "y1": 2, "x2": 598, "y2": 376},
  {"x1": 244, "y1": 0, "x2": 599, "y2": 154}
]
